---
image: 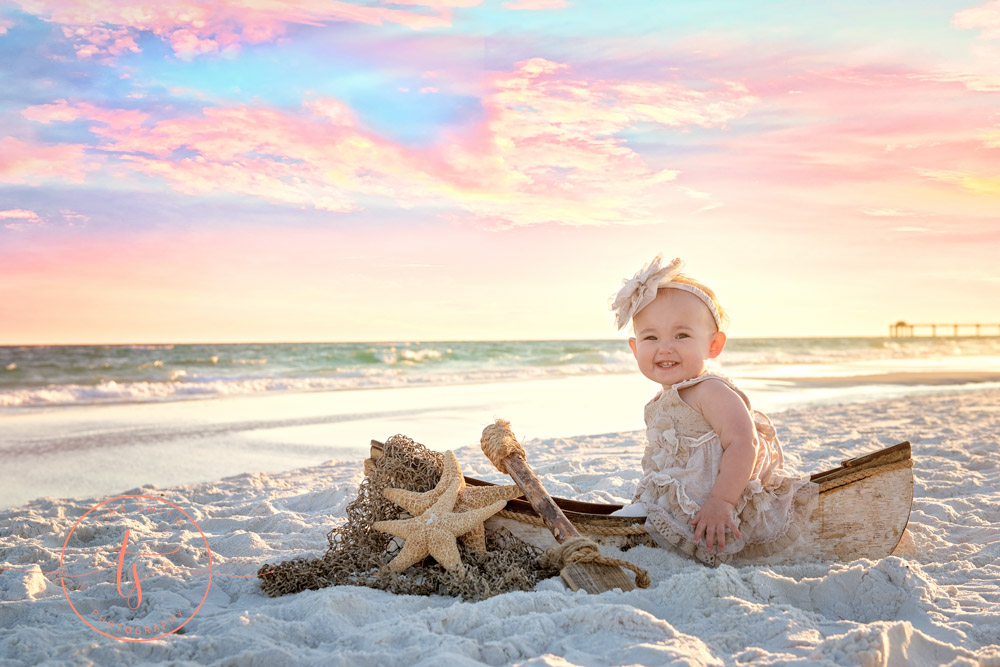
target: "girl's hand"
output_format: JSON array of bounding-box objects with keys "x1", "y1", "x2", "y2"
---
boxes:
[{"x1": 691, "y1": 496, "x2": 742, "y2": 552}]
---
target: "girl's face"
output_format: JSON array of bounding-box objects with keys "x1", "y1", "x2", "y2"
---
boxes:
[{"x1": 628, "y1": 289, "x2": 726, "y2": 389}]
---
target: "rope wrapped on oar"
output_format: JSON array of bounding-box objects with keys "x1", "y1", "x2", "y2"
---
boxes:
[
  {"x1": 481, "y1": 419, "x2": 526, "y2": 474},
  {"x1": 482, "y1": 419, "x2": 651, "y2": 590}
]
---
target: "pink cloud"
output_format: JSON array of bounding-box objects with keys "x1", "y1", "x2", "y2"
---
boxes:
[
  {"x1": 20, "y1": 59, "x2": 756, "y2": 226},
  {"x1": 502, "y1": 0, "x2": 571, "y2": 10},
  {"x1": 21, "y1": 99, "x2": 149, "y2": 131},
  {"x1": 679, "y1": 61, "x2": 1000, "y2": 198},
  {"x1": 377, "y1": 0, "x2": 480, "y2": 6},
  {"x1": 62, "y1": 25, "x2": 139, "y2": 61},
  {"x1": 0, "y1": 207, "x2": 91, "y2": 232},
  {"x1": 981, "y1": 127, "x2": 1000, "y2": 148},
  {"x1": 0, "y1": 136, "x2": 96, "y2": 184},
  {"x1": 0, "y1": 209, "x2": 43, "y2": 231},
  {"x1": 16, "y1": 55, "x2": 998, "y2": 228},
  {"x1": 954, "y1": 1, "x2": 1000, "y2": 39},
  {"x1": 0, "y1": 209, "x2": 39, "y2": 220},
  {"x1": 22, "y1": 97, "x2": 429, "y2": 212},
  {"x1": 11, "y1": 0, "x2": 463, "y2": 60},
  {"x1": 859, "y1": 208, "x2": 933, "y2": 218},
  {"x1": 913, "y1": 70, "x2": 1000, "y2": 92},
  {"x1": 917, "y1": 169, "x2": 1000, "y2": 196},
  {"x1": 60, "y1": 209, "x2": 90, "y2": 226},
  {"x1": 428, "y1": 58, "x2": 756, "y2": 225},
  {"x1": 518, "y1": 46, "x2": 988, "y2": 234},
  {"x1": 0, "y1": 18, "x2": 14, "y2": 34}
]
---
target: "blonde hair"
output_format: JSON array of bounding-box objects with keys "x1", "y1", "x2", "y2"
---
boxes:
[
  {"x1": 669, "y1": 274, "x2": 729, "y2": 331},
  {"x1": 628, "y1": 273, "x2": 729, "y2": 334}
]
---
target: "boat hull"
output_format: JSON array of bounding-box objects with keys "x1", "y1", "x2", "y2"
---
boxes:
[{"x1": 367, "y1": 441, "x2": 913, "y2": 565}]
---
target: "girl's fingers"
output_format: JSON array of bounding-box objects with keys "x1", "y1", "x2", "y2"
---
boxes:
[
  {"x1": 691, "y1": 514, "x2": 743, "y2": 551},
  {"x1": 707, "y1": 524, "x2": 720, "y2": 551},
  {"x1": 691, "y1": 512, "x2": 703, "y2": 544},
  {"x1": 709, "y1": 525, "x2": 723, "y2": 551}
]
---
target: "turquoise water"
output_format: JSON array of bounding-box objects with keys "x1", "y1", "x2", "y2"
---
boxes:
[{"x1": 2, "y1": 336, "x2": 999, "y2": 409}]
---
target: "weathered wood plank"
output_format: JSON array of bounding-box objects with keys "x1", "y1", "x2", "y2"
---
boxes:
[
  {"x1": 810, "y1": 441, "x2": 911, "y2": 485},
  {"x1": 561, "y1": 562, "x2": 636, "y2": 593},
  {"x1": 814, "y1": 465, "x2": 913, "y2": 561}
]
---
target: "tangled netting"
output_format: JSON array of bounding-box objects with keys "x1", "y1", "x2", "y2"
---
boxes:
[{"x1": 257, "y1": 434, "x2": 557, "y2": 600}]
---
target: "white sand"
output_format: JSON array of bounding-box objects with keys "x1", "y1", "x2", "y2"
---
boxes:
[{"x1": 2, "y1": 388, "x2": 1000, "y2": 666}]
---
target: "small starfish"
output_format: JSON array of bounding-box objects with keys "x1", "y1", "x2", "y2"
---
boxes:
[
  {"x1": 373, "y1": 473, "x2": 507, "y2": 576},
  {"x1": 383, "y1": 451, "x2": 522, "y2": 552}
]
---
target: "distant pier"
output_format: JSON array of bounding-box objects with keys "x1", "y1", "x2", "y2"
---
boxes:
[{"x1": 890, "y1": 321, "x2": 1000, "y2": 337}]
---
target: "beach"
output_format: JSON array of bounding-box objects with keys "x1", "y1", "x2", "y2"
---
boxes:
[
  {"x1": 2, "y1": 341, "x2": 1000, "y2": 665},
  {"x1": 5, "y1": 0, "x2": 1000, "y2": 661}
]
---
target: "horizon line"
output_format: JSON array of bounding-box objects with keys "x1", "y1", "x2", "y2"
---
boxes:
[{"x1": 4, "y1": 333, "x2": 997, "y2": 347}]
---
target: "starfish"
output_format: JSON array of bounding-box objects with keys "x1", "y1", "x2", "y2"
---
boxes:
[
  {"x1": 382, "y1": 451, "x2": 523, "y2": 552},
  {"x1": 372, "y1": 472, "x2": 507, "y2": 576}
]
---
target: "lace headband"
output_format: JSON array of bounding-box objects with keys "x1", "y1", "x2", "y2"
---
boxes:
[{"x1": 610, "y1": 255, "x2": 722, "y2": 331}]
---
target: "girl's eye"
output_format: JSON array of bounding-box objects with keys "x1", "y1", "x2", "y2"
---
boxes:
[
  {"x1": 644, "y1": 335, "x2": 657, "y2": 341},
  {"x1": 676, "y1": 333, "x2": 689, "y2": 339}
]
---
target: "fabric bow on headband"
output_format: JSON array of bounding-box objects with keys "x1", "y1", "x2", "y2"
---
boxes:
[
  {"x1": 611, "y1": 255, "x2": 684, "y2": 330},
  {"x1": 611, "y1": 255, "x2": 721, "y2": 331}
]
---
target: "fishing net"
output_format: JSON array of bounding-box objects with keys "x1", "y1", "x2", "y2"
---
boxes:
[{"x1": 257, "y1": 434, "x2": 557, "y2": 600}]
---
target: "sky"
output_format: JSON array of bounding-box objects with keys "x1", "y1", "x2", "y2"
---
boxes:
[{"x1": 1, "y1": 0, "x2": 998, "y2": 344}]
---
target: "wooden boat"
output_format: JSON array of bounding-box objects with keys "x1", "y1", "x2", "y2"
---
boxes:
[{"x1": 367, "y1": 440, "x2": 913, "y2": 565}]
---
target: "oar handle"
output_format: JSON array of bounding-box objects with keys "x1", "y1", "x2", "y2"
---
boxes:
[{"x1": 502, "y1": 454, "x2": 581, "y2": 545}]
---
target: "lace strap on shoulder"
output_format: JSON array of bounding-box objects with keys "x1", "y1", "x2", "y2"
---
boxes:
[{"x1": 674, "y1": 371, "x2": 752, "y2": 411}]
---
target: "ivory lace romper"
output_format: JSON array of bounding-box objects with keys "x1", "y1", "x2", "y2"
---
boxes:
[{"x1": 634, "y1": 372, "x2": 817, "y2": 565}]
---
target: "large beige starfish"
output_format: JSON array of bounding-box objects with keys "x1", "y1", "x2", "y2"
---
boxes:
[
  {"x1": 372, "y1": 473, "x2": 507, "y2": 576},
  {"x1": 382, "y1": 451, "x2": 522, "y2": 552}
]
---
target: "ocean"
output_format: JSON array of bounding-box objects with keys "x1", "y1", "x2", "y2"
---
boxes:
[
  {"x1": 3, "y1": 337, "x2": 1000, "y2": 509},
  {"x1": 3, "y1": 336, "x2": 1000, "y2": 409}
]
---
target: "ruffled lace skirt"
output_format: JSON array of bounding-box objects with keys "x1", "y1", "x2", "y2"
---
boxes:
[
  {"x1": 633, "y1": 421, "x2": 818, "y2": 566},
  {"x1": 637, "y1": 471, "x2": 818, "y2": 566}
]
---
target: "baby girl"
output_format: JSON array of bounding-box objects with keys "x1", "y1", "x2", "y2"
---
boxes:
[{"x1": 611, "y1": 255, "x2": 815, "y2": 565}]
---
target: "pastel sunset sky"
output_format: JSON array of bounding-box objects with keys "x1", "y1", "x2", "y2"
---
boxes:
[{"x1": 1, "y1": 0, "x2": 998, "y2": 344}]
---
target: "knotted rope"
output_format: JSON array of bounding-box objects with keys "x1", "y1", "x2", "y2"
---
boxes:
[
  {"x1": 543, "y1": 536, "x2": 651, "y2": 589},
  {"x1": 481, "y1": 418, "x2": 526, "y2": 474}
]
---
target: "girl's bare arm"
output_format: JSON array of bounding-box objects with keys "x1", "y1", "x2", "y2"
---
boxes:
[{"x1": 682, "y1": 379, "x2": 757, "y2": 550}]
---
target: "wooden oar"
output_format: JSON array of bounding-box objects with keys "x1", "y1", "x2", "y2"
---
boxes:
[{"x1": 480, "y1": 420, "x2": 641, "y2": 593}]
